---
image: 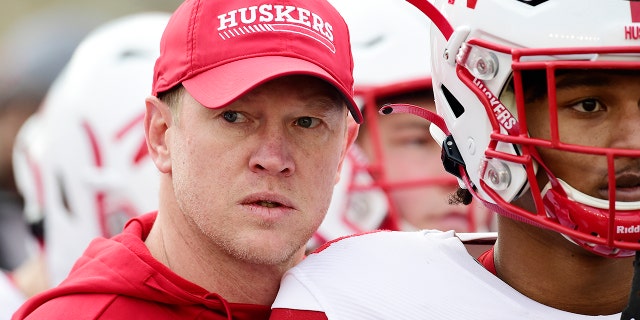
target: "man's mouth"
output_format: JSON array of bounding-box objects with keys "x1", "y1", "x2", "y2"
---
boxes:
[
  {"x1": 600, "y1": 172, "x2": 640, "y2": 202},
  {"x1": 615, "y1": 176, "x2": 640, "y2": 189},
  {"x1": 241, "y1": 193, "x2": 294, "y2": 210},
  {"x1": 257, "y1": 201, "x2": 281, "y2": 208}
]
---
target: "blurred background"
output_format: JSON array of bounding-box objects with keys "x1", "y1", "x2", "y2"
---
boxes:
[
  {"x1": 0, "y1": 0, "x2": 180, "y2": 273},
  {"x1": 0, "y1": 1, "x2": 179, "y2": 36},
  {"x1": 1, "y1": 3, "x2": 180, "y2": 317}
]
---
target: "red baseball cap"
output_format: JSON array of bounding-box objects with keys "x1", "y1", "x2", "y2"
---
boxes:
[{"x1": 152, "y1": 0, "x2": 362, "y2": 123}]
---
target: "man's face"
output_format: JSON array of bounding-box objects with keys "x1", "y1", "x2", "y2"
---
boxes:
[
  {"x1": 168, "y1": 75, "x2": 350, "y2": 265},
  {"x1": 525, "y1": 70, "x2": 640, "y2": 202},
  {"x1": 358, "y1": 93, "x2": 492, "y2": 232}
]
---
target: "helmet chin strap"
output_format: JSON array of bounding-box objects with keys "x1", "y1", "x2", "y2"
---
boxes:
[
  {"x1": 379, "y1": 103, "x2": 449, "y2": 135},
  {"x1": 540, "y1": 176, "x2": 640, "y2": 257}
]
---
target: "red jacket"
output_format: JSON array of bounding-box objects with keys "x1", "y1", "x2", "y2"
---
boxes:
[{"x1": 13, "y1": 212, "x2": 270, "y2": 320}]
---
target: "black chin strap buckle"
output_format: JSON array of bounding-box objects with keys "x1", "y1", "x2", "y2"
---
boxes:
[{"x1": 441, "y1": 134, "x2": 465, "y2": 179}]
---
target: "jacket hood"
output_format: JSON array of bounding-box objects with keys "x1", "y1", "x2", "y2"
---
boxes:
[{"x1": 13, "y1": 213, "x2": 270, "y2": 319}]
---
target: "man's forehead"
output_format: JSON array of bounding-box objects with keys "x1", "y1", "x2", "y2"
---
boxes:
[{"x1": 554, "y1": 70, "x2": 640, "y2": 89}]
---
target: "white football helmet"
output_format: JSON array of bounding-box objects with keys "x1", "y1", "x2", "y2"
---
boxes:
[
  {"x1": 399, "y1": 0, "x2": 640, "y2": 257},
  {"x1": 307, "y1": 146, "x2": 389, "y2": 250},
  {"x1": 12, "y1": 12, "x2": 169, "y2": 286},
  {"x1": 308, "y1": 0, "x2": 493, "y2": 250}
]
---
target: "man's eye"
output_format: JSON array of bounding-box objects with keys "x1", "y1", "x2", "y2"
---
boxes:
[
  {"x1": 570, "y1": 99, "x2": 604, "y2": 113},
  {"x1": 295, "y1": 117, "x2": 320, "y2": 128},
  {"x1": 222, "y1": 111, "x2": 246, "y2": 123}
]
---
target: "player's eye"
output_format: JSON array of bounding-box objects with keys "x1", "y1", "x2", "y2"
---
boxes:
[{"x1": 570, "y1": 99, "x2": 604, "y2": 113}]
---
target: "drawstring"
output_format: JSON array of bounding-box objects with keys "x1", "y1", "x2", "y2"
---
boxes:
[{"x1": 204, "y1": 292, "x2": 233, "y2": 319}]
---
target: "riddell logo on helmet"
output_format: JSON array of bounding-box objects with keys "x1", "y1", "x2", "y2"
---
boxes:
[
  {"x1": 618, "y1": 225, "x2": 640, "y2": 234},
  {"x1": 217, "y1": 5, "x2": 336, "y2": 53}
]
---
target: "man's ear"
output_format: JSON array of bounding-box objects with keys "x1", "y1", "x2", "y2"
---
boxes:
[
  {"x1": 335, "y1": 117, "x2": 360, "y2": 184},
  {"x1": 145, "y1": 96, "x2": 173, "y2": 174},
  {"x1": 346, "y1": 119, "x2": 359, "y2": 150}
]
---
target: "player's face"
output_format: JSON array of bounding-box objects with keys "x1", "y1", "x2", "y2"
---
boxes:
[
  {"x1": 359, "y1": 94, "x2": 492, "y2": 232},
  {"x1": 525, "y1": 70, "x2": 640, "y2": 202},
  {"x1": 169, "y1": 75, "x2": 350, "y2": 265}
]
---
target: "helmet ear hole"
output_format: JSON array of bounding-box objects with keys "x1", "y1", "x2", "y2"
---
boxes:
[
  {"x1": 441, "y1": 85, "x2": 465, "y2": 118},
  {"x1": 55, "y1": 172, "x2": 72, "y2": 216}
]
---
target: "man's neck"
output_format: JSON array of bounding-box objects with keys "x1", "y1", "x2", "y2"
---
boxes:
[{"x1": 145, "y1": 207, "x2": 303, "y2": 306}]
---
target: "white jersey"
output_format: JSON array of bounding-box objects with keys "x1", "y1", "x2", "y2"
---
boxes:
[{"x1": 272, "y1": 230, "x2": 620, "y2": 319}]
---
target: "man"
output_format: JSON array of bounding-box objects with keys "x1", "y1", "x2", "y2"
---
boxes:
[
  {"x1": 13, "y1": 0, "x2": 359, "y2": 319},
  {"x1": 270, "y1": 0, "x2": 640, "y2": 318},
  {"x1": 307, "y1": 0, "x2": 494, "y2": 252}
]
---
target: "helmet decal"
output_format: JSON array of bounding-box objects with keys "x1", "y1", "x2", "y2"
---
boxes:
[{"x1": 12, "y1": 13, "x2": 168, "y2": 286}]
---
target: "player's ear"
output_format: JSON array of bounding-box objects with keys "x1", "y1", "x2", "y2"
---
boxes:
[{"x1": 145, "y1": 95, "x2": 173, "y2": 174}]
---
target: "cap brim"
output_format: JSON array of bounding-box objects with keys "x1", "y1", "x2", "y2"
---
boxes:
[{"x1": 182, "y1": 56, "x2": 362, "y2": 123}]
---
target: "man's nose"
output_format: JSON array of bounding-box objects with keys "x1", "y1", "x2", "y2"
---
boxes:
[{"x1": 248, "y1": 128, "x2": 295, "y2": 177}]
